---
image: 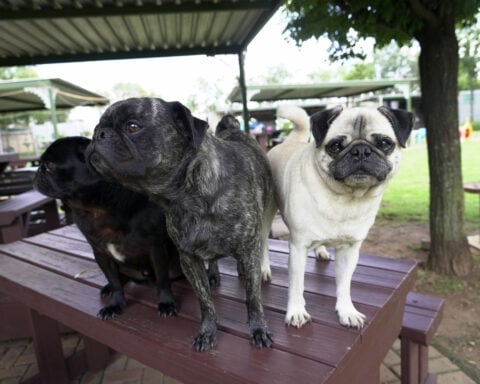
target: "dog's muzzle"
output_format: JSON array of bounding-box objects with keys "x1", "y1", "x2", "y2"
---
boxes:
[{"x1": 330, "y1": 142, "x2": 392, "y2": 182}]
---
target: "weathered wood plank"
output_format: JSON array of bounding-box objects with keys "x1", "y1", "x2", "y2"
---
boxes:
[
  {"x1": 0, "y1": 254, "x2": 333, "y2": 384},
  {"x1": 0, "y1": 226, "x2": 417, "y2": 384}
]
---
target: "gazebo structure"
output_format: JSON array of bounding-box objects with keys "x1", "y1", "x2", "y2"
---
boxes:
[
  {"x1": 0, "y1": 78, "x2": 109, "y2": 139},
  {"x1": 228, "y1": 78, "x2": 419, "y2": 111}
]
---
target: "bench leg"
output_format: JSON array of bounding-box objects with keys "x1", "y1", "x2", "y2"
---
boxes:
[
  {"x1": 0, "y1": 217, "x2": 24, "y2": 243},
  {"x1": 401, "y1": 338, "x2": 435, "y2": 384},
  {"x1": 29, "y1": 309, "x2": 70, "y2": 384}
]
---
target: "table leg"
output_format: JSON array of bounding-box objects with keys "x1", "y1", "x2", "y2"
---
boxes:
[
  {"x1": 83, "y1": 336, "x2": 111, "y2": 371},
  {"x1": 29, "y1": 309, "x2": 69, "y2": 384}
]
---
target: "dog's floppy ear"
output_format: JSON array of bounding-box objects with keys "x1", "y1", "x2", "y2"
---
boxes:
[
  {"x1": 167, "y1": 101, "x2": 208, "y2": 148},
  {"x1": 377, "y1": 106, "x2": 414, "y2": 148},
  {"x1": 215, "y1": 114, "x2": 240, "y2": 135},
  {"x1": 310, "y1": 106, "x2": 343, "y2": 147}
]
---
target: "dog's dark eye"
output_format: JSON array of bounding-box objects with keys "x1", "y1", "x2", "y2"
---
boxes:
[
  {"x1": 126, "y1": 121, "x2": 142, "y2": 133},
  {"x1": 374, "y1": 136, "x2": 394, "y2": 153},
  {"x1": 326, "y1": 137, "x2": 346, "y2": 156},
  {"x1": 44, "y1": 161, "x2": 56, "y2": 172}
]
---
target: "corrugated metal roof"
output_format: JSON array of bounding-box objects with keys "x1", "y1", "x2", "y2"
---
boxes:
[
  {"x1": 0, "y1": 0, "x2": 282, "y2": 66},
  {"x1": 228, "y1": 79, "x2": 419, "y2": 103}
]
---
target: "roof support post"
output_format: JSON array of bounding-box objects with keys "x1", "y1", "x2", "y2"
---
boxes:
[
  {"x1": 237, "y1": 50, "x2": 249, "y2": 132},
  {"x1": 48, "y1": 87, "x2": 59, "y2": 139}
]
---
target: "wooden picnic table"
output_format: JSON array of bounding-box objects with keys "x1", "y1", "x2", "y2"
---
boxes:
[
  {"x1": 464, "y1": 181, "x2": 480, "y2": 251},
  {"x1": 464, "y1": 181, "x2": 480, "y2": 195},
  {"x1": 8, "y1": 155, "x2": 41, "y2": 170},
  {"x1": 0, "y1": 225, "x2": 417, "y2": 384}
]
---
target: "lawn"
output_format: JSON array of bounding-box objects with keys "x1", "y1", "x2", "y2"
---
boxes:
[{"x1": 378, "y1": 137, "x2": 480, "y2": 226}]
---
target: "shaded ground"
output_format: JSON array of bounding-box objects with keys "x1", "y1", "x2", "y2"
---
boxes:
[{"x1": 362, "y1": 219, "x2": 480, "y2": 381}]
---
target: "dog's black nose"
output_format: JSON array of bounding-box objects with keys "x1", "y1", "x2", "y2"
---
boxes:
[
  {"x1": 93, "y1": 128, "x2": 110, "y2": 140},
  {"x1": 350, "y1": 144, "x2": 372, "y2": 160}
]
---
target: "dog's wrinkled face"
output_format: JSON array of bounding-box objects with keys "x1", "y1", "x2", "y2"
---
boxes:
[
  {"x1": 311, "y1": 106, "x2": 413, "y2": 189},
  {"x1": 34, "y1": 136, "x2": 101, "y2": 199},
  {"x1": 87, "y1": 98, "x2": 208, "y2": 188}
]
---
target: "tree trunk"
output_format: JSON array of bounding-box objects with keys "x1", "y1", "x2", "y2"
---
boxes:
[{"x1": 417, "y1": 23, "x2": 473, "y2": 276}]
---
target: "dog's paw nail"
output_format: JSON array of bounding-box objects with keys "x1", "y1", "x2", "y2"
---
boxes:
[
  {"x1": 261, "y1": 270, "x2": 272, "y2": 282},
  {"x1": 192, "y1": 332, "x2": 217, "y2": 352},
  {"x1": 251, "y1": 329, "x2": 274, "y2": 348},
  {"x1": 338, "y1": 311, "x2": 367, "y2": 329},
  {"x1": 285, "y1": 311, "x2": 312, "y2": 328},
  {"x1": 97, "y1": 305, "x2": 123, "y2": 320},
  {"x1": 158, "y1": 303, "x2": 178, "y2": 317}
]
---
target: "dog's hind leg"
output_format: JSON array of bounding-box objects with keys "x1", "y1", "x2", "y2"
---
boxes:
[
  {"x1": 261, "y1": 199, "x2": 277, "y2": 282},
  {"x1": 238, "y1": 251, "x2": 273, "y2": 348},
  {"x1": 179, "y1": 253, "x2": 218, "y2": 351},
  {"x1": 207, "y1": 260, "x2": 220, "y2": 288}
]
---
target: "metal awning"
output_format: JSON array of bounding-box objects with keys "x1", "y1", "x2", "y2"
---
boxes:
[
  {"x1": 0, "y1": 0, "x2": 283, "y2": 131},
  {"x1": 0, "y1": 0, "x2": 282, "y2": 66},
  {"x1": 228, "y1": 79, "x2": 418, "y2": 104},
  {"x1": 0, "y1": 78, "x2": 109, "y2": 113},
  {"x1": 0, "y1": 78, "x2": 109, "y2": 139}
]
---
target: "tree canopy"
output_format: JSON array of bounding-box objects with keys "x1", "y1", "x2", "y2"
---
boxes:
[
  {"x1": 283, "y1": 0, "x2": 480, "y2": 276},
  {"x1": 285, "y1": 1, "x2": 479, "y2": 61}
]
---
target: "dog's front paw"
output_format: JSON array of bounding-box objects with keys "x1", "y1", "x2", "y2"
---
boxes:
[
  {"x1": 336, "y1": 305, "x2": 367, "y2": 329},
  {"x1": 158, "y1": 301, "x2": 178, "y2": 317},
  {"x1": 97, "y1": 305, "x2": 123, "y2": 320},
  {"x1": 314, "y1": 246, "x2": 330, "y2": 261},
  {"x1": 250, "y1": 328, "x2": 273, "y2": 348},
  {"x1": 98, "y1": 290, "x2": 126, "y2": 319},
  {"x1": 285, "y1": 308, "x2": 312, "y2": 328},
  {"x1": 193, "y1": 329, "x2": 218, "y2": 352},
  {"x1": 261, "y1": 265, "x2": 272, "y2": 282}
]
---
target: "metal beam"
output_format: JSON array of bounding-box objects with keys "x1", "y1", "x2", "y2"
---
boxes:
[
  {"x1": 0, "y1": 1, "x2": 275, "y2": 20},
  {"x1": 0, "y1": 45, "x2": 243, "y2": 67}
]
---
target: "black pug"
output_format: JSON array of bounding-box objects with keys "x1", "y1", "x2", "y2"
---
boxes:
[
  {"x1": 34, "y1": 136, "x2": 181, "y2": 319},
  {"x1": 86, "y1": 98, "x2": 274, "y2": 352}
]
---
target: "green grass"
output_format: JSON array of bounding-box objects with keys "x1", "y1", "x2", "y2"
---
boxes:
[{"x1": 378, "y1": 137, "x2": 480, "y2": 225}]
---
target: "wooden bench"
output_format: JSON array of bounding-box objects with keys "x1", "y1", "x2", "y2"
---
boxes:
[
  {"x1": 0, "y1": 190, "x2": 62, "y2": 243},
  {"x1": 0, "y1": 226, "x2": 417, "y2": 384},
  {"x1": 401, "y1": 292, "x2": 445, "y2": 384},
  {"x1": 464, "y1": 181, "x2": 480, "y2": 251}
]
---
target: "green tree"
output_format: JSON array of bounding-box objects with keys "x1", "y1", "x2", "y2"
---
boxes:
[
  {"x1": 284, "y1": 0, "x2": 478, "y2": 276},
  {"x1": 110, "y1": 82, "x2": 154, "y2": 101},
  {"x1": 0, "y1": 66, "x2": 39, "y2": 130},
  {"x1": 374, "y1": 41, "x2": 419, "y2": 79},
  {"x1": 343, "y1": 62, "x2": 375, "y2": 80},
  {"x1": 0, "y1": 66, "x2": 37, "y2": 80},
  {"x1": 255, "y1": 64, "x2": 293, "y2": 84}
]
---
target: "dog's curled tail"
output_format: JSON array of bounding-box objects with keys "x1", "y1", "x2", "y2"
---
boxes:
[{"x1": 277, "y1": 104, "x2": 310, "y2": 143}]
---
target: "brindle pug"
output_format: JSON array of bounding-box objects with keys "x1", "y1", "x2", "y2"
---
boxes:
[
  {"x1": 86, "y1": 99, "x2": 274, "y2": 351},
  {"x1": 34, "y1": 136, "x2": 181, "y2": 319}
]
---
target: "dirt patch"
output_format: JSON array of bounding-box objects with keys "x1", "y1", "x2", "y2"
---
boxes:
[{"x1": 362, "y1": 219, "x2": 480, "y2": 380}]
